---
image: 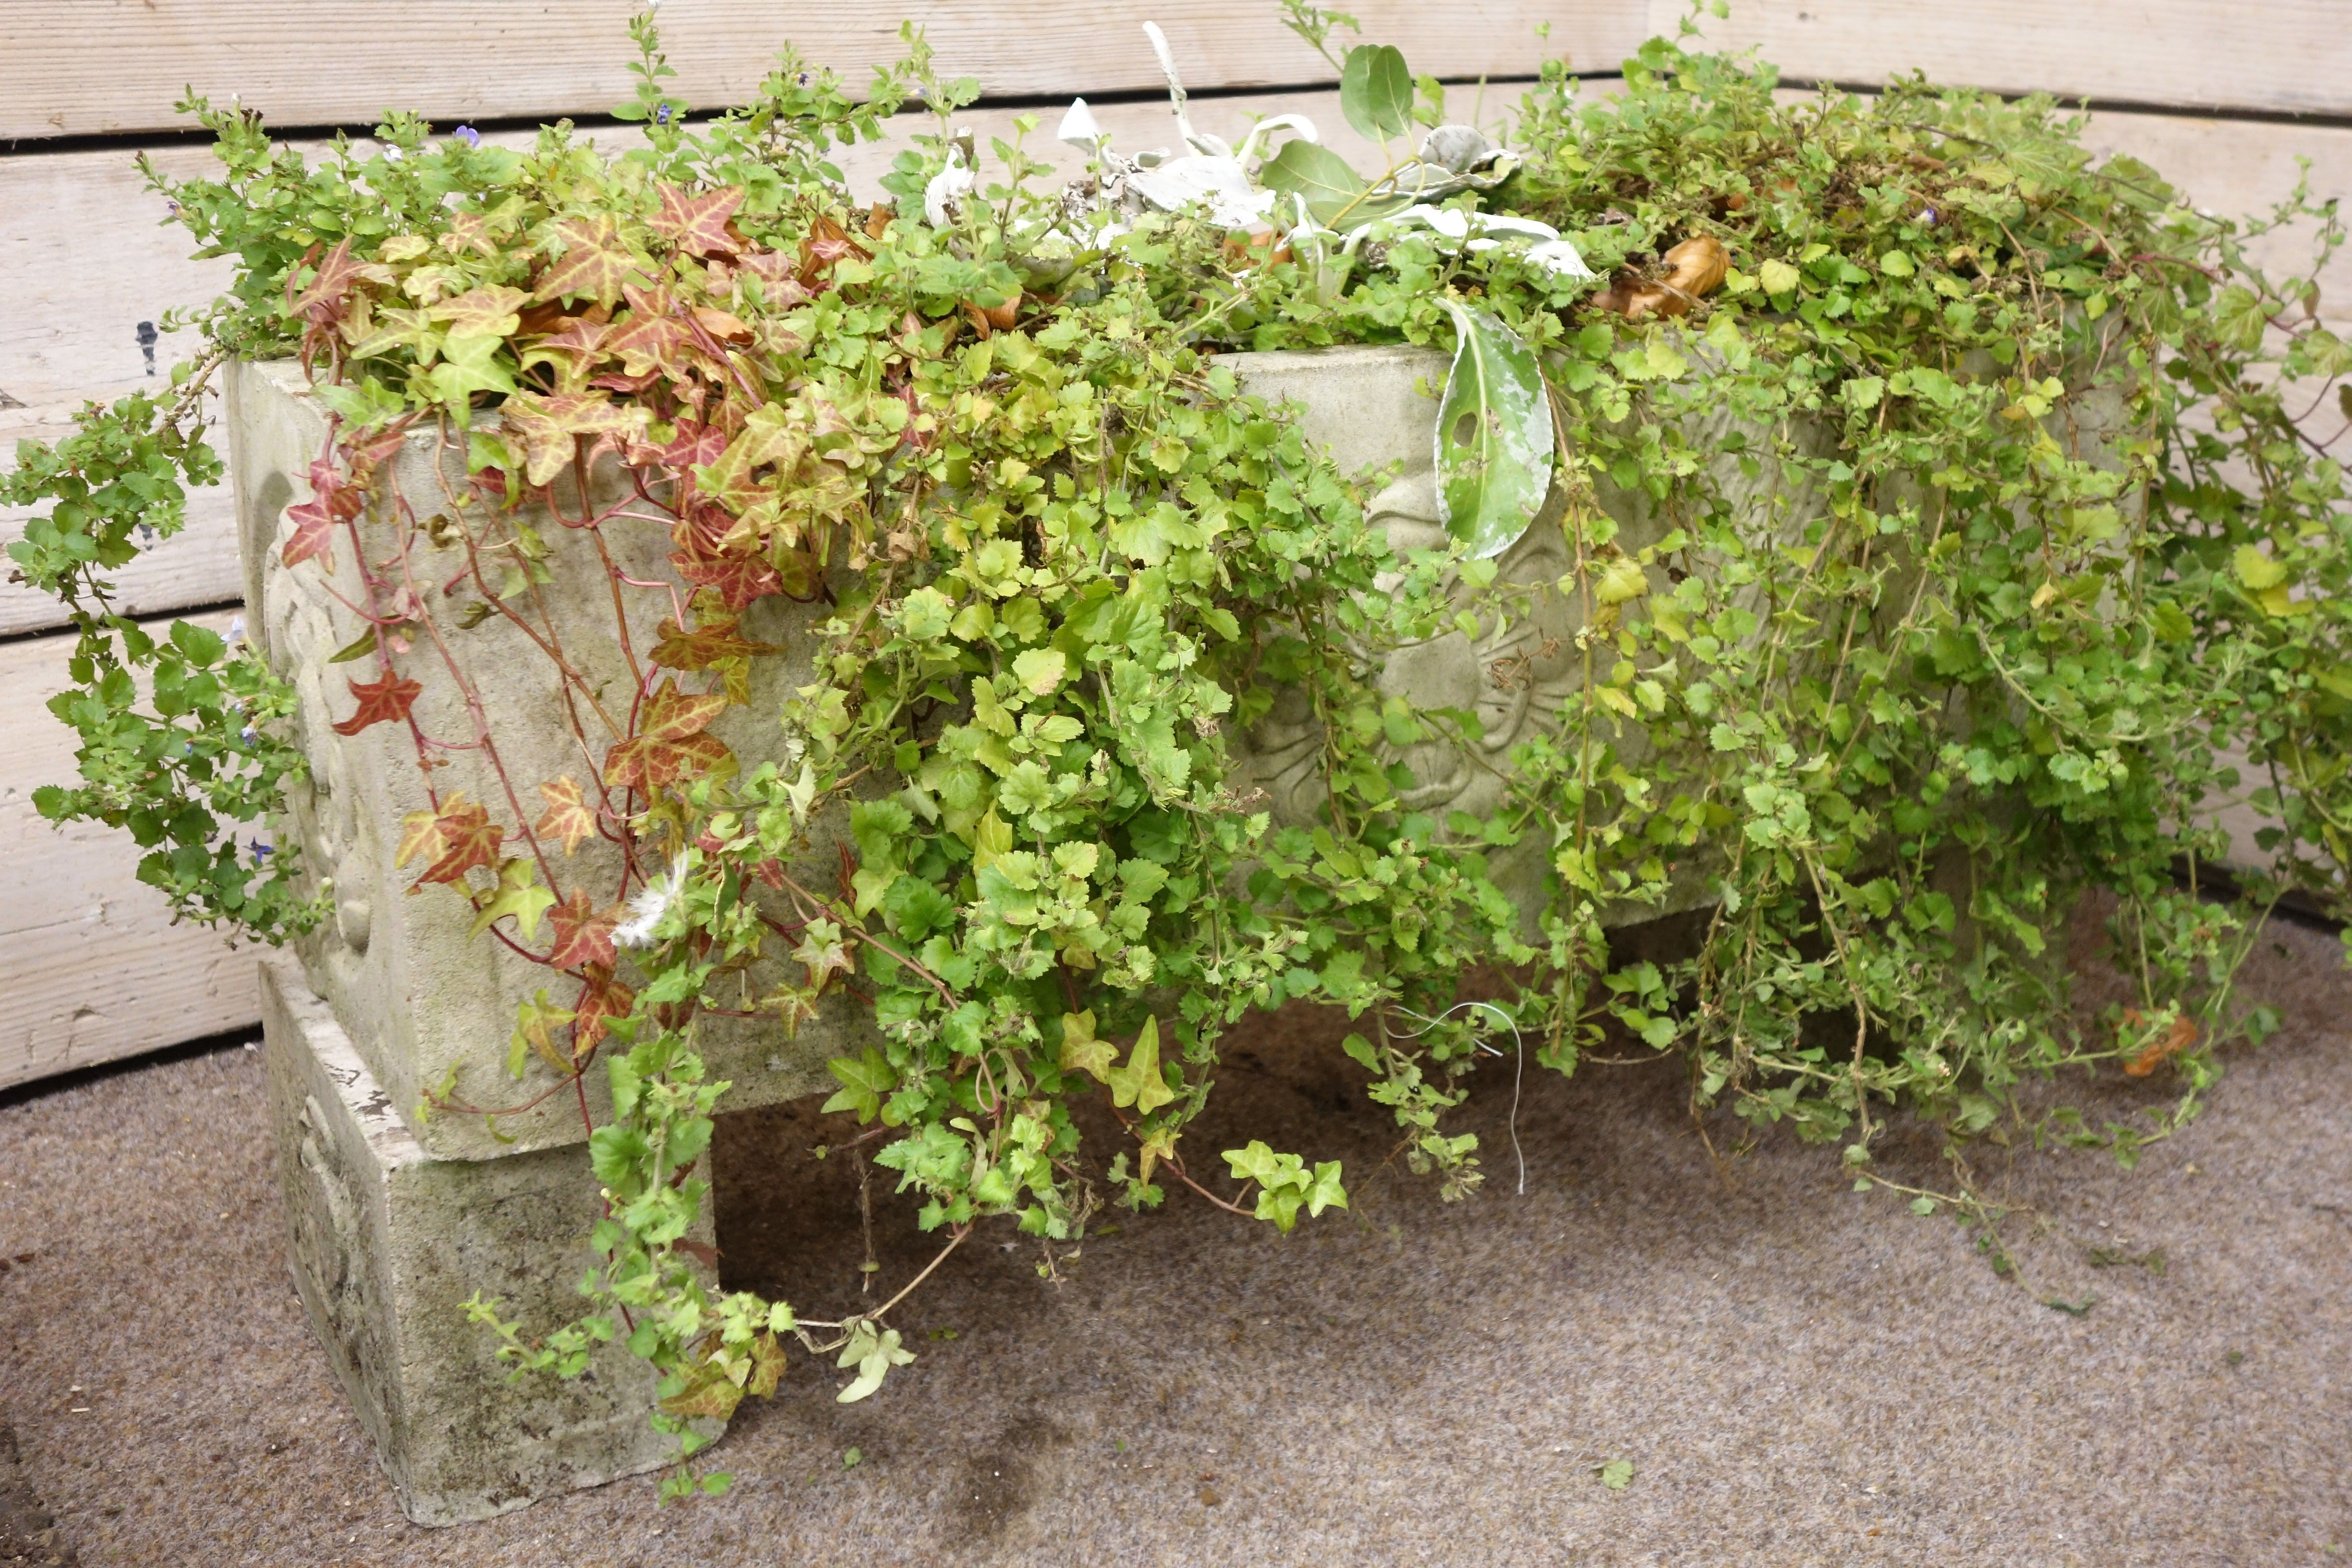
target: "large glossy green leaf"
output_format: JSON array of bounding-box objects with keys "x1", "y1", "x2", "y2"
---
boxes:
[
  {"x1": 1434, "y1": 300, "x2": 1555, "y2": 559},
  {"x1": 1340, "y1": 44, "x2": 1415, "y2": 141}
]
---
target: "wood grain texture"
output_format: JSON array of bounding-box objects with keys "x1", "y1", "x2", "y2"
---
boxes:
[
  {"x1": 1663, "y1": 0, "x2": 2352, "y2": 118},
  {"x1": 0, "y1": 0, "x2": 1640, "y2": 141},
  {"x1": 0, "y1": 611, "x2": 260, "y2": 1090}
]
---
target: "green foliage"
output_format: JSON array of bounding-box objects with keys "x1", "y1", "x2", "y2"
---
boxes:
[{"x1": 14, "y1": 8, "x2": 2352, "y2": 1497}]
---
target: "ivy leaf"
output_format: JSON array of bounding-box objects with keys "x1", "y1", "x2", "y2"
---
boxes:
[
  {"x1": 822, "y1": 1046, "x2": 897, "y2": 1123},
  {"x1": 834, "y1": 1323, "x2": 914, "y2": 1403},
  {"x1": 1339, "y1": 44, "x2": 1415, "y2": 141},
  {"x1": 420, "y1": 331, "x2": 518, "y2": 408},
  {"x1": 2231, "y1": 545, "x2": 2287, "y2": 592},
  {"x1": 1434, "y1": 299, "x2": 1555, "y2": 560},
  {"x1": 507, "y1": 986, "x2": 578, "y2": 1076},
  {"x1": 534, "y1": 214, "x2": 645, "y2": 308},
  {"x1": 649, "y1": 183, "x2": 747, "y2": 260},
  {"x1": 1103, "y1": 1015, "x2": 1176, "y2": 1115},
  {"x1": 534, "y1": 776, "x2": 599, "y2": 856},
  {"x1": 328, "y1": 671, "x2": 423, "y2": 736},
  {"x1": 288, "y1": 236, "x2": 395, "y2": 328},
  {"x1": 545, "y1": 888, "x2": 619, "y2": 969},
  {"x1": 280, "y1": 456, "x2": 361, "y2": 570},
  {"x1": 1058, "y1": 1009, "x2": 1116, "y2": 1081},
  {"x1": 1757, "y1": 258, "x2": 1801, "y2": 295},
  {"x1": 650, "y1": 610, "x2": 778, "y2": 671},
  {"x1": 794, "y1": 918, "x2": 855, "y2": 990},
  {"x1": 1305, "y1": 1160, "x2": 1348, "y2": 1217},
  {"x1": 1598, "y1": 1459, "x2": 1634, "y2": 1491},
  {"x1": 572, "y1": 964, "x2": 634, "y2": 1054},
  {"x1": 429, "y1": 284, "x2": 530, "y2": 339},
  {"x1": 471, "y1": 856, "x2": 558, "y2": 941},
  {"x1": 398, "y1": 793, "x2": 504, "y2": 886},
  {"x1": 602, "y1": 680, "x2": 732, "y2": 790},
  {"x1": 501, "y1": 391, "x2": 644, "y2": 487},
  {"x1": 658, "y1": 1357, "x2": 750, "y2": 1422}
]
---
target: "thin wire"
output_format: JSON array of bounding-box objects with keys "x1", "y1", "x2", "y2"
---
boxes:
[{"x1": 1389, "y1": 1000, "x2": 1527, "y2": 1195}]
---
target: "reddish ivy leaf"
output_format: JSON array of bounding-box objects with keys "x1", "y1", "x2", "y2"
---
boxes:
[
  {"x1": 329, "y1": 671, "x2": 423, "y2": 736},
  {"x1": 545, "y1": 888, "x2": 620, "y2": 970},
  {"x1": 287, "y1": 237, "x2": 395, "y2": 328},
  {"x1": 401, "y1": 794, "x2": 504, "y2": 888},
  {"x1": 602, "y1": 680, "x2": 733, "y2": 791},
  {"x1": 429, "y1": 283, "x2": 530, "y2": 339},
  {"x1": 534, "y1": 776, "x2": 599, "y2": 856},
  {"x1": 572, "y1": 964, "x2": 636, "y2": 1055},
  {"x1": 671, "y1": 547, "x2": 783, "y2": 612},
  {"x1": 535, "y1": 215, "x2": 645, "y2": 309},
  {"x1": 281, "y1": 455, "x2": 361, "y2": 569},
  {"x1": 650, "y1": 609, "x2": 778, "y2": 671},
  {"x1": 500, "y1": 390, "x2": 644, "y2": 487},
  {"x1": 649, "y1": 183, "x2": 746, "y2": 260},
  {"x1": 603, "y1": 309, "x2": 699, "y2": 383}
]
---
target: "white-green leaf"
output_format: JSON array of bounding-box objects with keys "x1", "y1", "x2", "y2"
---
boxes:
[
  {"x1": 1434, "y1": 300, "x2": 1555, "y2": 560},
  {"x1": 1340, "y1": 44, "x2": 1415, "y2": 141}
]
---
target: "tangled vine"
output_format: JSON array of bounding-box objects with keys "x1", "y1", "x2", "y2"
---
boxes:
[{"x1": 10, "y1": 6, "x2": 2351, "y2": 1493}]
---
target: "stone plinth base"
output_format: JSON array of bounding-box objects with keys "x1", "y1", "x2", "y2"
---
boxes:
[{"x1": 259, "y1": 954, "x2": 712, "y2": 1525}]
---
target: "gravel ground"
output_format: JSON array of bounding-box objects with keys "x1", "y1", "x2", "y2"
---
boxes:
[{"x1": 1, "y1": 909, "x2": 2346, "y2": 1567}]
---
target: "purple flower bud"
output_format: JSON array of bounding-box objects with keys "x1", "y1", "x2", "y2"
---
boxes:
[
  {"x1": 1920, "y1": 208, "x2": 1937, "y2": 226},
  {"x1": 655, "y1": 103, "x2": 673, "y2": 126},
  {"x1": 452, "y1": 124, "x2": 481, "y2": 148}
]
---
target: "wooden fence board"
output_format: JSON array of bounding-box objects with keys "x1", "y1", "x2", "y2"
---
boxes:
[
  {"x1": 1663, "y1": 0, "x2": 2352, "y2": 119},
  {"x1": 0, "y1": 610, "x2": 260, "y2": 1090},
  {"x1": 0, "y1": 0, "x2": 1640, "y2": 143}
]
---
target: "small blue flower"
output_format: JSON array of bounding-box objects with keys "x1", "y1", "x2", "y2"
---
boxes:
[
  {"x1": 249, "y1": 838, "x2": 274, "y2": 858},
  {"x1": 655, "y1": 103, "x2": 673, "y2": 126},
  {"x1": 1920, "y1": 208, "x2": 1937, "y2": 227},
  {"x1": 452, "y1": 124, "x2": 481, "y2": 149},
  {"x1": 240, "y1": 726, "x2": 258, "y2": 744}
]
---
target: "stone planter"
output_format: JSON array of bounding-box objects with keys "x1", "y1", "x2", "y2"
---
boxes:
[{"x1": 233, "y1": 340, "x2": 2121, "y2": 1519}]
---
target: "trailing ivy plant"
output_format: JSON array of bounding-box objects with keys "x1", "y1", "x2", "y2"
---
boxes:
[{"x1": 10, "y1": 1, "x2": 2351, "y2": 1496}]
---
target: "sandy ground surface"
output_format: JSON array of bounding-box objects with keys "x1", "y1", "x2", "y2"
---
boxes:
[{"x1": 1, "y1": 912, "x2": 2347, "y2": 1568}]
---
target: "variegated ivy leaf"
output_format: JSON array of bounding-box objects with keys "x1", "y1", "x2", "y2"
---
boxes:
[{"x1": 1433, "y1": 300, "x2": 1555, "y2": 560}]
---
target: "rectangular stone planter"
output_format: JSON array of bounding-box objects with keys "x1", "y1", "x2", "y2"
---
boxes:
[{"x1": 233, "y1": 338, "x2": 2136, "y2": 1520}]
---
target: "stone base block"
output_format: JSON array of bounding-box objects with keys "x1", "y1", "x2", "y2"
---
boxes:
[{"x1": 260, "y1": 953, "x2": 716, "y2": 1525}]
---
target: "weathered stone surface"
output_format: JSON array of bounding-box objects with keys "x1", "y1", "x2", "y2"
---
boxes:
[
  {"x1": 230, "y1": 361, "x2": 880, "y2": 1160},
  {"x1": 1228, "y1": 346, "x2": 1717, "y2": 930},
  {"x1": 260, "y1": 952, "x2": 714, "y2": 1525}
]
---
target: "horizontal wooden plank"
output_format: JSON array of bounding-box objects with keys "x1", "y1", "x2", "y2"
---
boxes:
[
  {"x1": 0, "y1": 610, "x2": 261, "y2": 1090},
  {"x1": 5, "y1": 96, "x2": 2347, "y2": 638},
  {"x1": 0, "y1": 0, "x2": 1639, "y2": 142},
  {"x1": 1666, "y1": 0, "x2": 2352, "y2": 119}
]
